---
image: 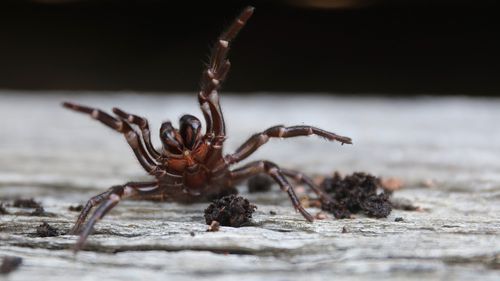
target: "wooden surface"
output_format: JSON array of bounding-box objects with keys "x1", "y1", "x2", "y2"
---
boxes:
[{"x1": 0, "y1": 92, "x2": 499, "y2": 280}]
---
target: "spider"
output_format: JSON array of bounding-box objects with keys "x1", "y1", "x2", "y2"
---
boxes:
[{"x1": 63, "y1": 6, "x2": 352, "y2": 251}]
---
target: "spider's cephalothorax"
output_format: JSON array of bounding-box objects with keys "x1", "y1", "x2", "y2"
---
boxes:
[{"x1": 63, "y1": 6, "x2": 352, "y2": 252}]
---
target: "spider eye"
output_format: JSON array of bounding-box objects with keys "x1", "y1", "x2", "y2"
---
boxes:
[{"x1": 179, "y1": 115, "x2": 202, "y2": 150}]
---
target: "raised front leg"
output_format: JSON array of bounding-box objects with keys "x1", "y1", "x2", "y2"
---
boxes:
[
  {"x1": 62, "y1": 102, "x2": 159, "y2": 174},
  {"x1": 198, "y1": 7, "x2": 254, "y2": 143},
  {"x1": 229, "y1": 160, "x2": 314, "y2": 222},
  {"x1": 226, "y1": 125, "x2": 352, "y2": 165}
]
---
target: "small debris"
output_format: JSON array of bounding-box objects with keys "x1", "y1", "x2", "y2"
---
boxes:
[
  {"x1": 36, "y1": 222, "x2": 59, "y2": 237},
  {"x1": 320, "y1": 172, "x2": 392, "y2": 219},
  {"x1": 269, "y1": 210, "x2": 277, "y2": 215},
  {"x1": 11, "y1": 199, "x2": 55, "y2": 217},
  {"x1": 380, "y1": 177, "x2": 404, "y2": 191},
  {"x1": 390, "y1": 198, "x2": 421, "y2": 211},
  {"x1": 299, "y1": 195, "x2": 311, "y2": 208},
  {"x1": 69, "y1": 205, "x2": 84, "y2": 212},
  {"x1": 395, "y1": 217, "x2": 404, "y2": 222},
  {"x1": 13, "y1": 198, "x2": 41, "y2": 209},
  {"x1": 299, "y1": 195, "x2": 321, "y2": 209},
  {"x1": 0, "y1": 256, "x2": 22, "y2": 275},
  {"x1": 30, "y1": 206, "x2": 46, "y2": 216},
  {"x1": 0, "y1": 203, "x2": 9, "y2": 215},
  {"x1": 247, "y1": 174, "x2": 273, "y2": 193},
  {"x1": 189, "y1": 231, "x2": 195, "y2": 237},
  {"x1": 421, "y1": 179, "x2": 436, "y2": 188},
  {"x1": 204, "y1": 195, "x2": 256, "y2": 227},
  {"x1": 14, "y1": 207, "x2": 55, "y2": 217},
  {"x1": 314, "y1": 212, "x2": 328, "y2": 220},
  {"x1": 207, "y1": 221, "x2": 220, "y2": 232}
]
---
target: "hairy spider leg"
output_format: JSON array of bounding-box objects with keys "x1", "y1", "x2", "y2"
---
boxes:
[
  {"x1": 213, "y1": 125, "x2": 351, "y2": 220},
  {"x1": 229, "y1": 160, "x2": 314, "y2": 222},
  {"x1": 280, "y1": 168, "x2": 334, "y2": 203},
  {"x1": 72, "y1": 181, "x2": 159, "y2": 252},
  {"x1": 225, "y1": 125, "x2": 352, "y2": 166},
  {"x1": 69, "y1": 181, "x2": 157, "y2": 234},
  {"x1": 112, "y1": 107, "x2": 161, "y2": 159},
  {"x1": 198, "y1": 6, "x2": 255, "y2": 144},
  {"x1": 62, "y1": 102, "x2": 159, "y2": 174}
]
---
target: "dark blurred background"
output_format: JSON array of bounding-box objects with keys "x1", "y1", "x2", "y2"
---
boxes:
[{"x1": 0, "y1": 0, "x2": 499, "y2": 95}]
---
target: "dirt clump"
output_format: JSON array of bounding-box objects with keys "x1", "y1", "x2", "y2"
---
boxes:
[
  {"x1": 204, "y1": 195, "x2": 256, "y2": 227},
  {"x1": 320, "y1": 172, "x2": 392, "y2": 219},
  {"x1": 68, "y1": 205, "x2": 84, "y2": 212},
  {"x1": 247, "y1": 175, "x2": 273, "y2": 193},
  {"x1": 10, "y1": 199, "x2": 55, "y2": 217},
  {"x1": 13, "y1": 198, "x2": 41, "y2": 209},
  {"x1": 36, "y1": 222, "x2": 59, "y2": 237},
  {"x1": 30, "y1": 207, "x2": 47, "y2": 216},
  {"x1": 0, "y1": 256, "x2": 22, "y2": 275}
]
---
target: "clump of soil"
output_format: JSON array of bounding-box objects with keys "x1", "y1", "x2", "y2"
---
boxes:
[
  {"x1": 0, "y1": 256, "x2": 22, "y2": 275},
  {"x1": 13, "y1": 198, "x2": 41, "y2": 209},
  {"x1": 204, "y1": 195, "x2": 257, "y2": 227},
  {"x1": 0, "y1": 203, "x2": 9, "y2": 215},
  {"x1": 68, "y1": 205, "x2": 84, "y2": 212},
  {"x1": 36, "y1": 222, "x2": 59, "y2": 237},
  {"x1": 320, "y1": 172, "x2": 392, "y2": 219},
  {"x1": 10, "y1": 198, "x2": 55, "y2": 217},
  {"x1": 30, "y1": 206, "x2": 48, "y2": 216},
  {"x1": 247, "y1": 175, "x2": 273, "y2": 193}
]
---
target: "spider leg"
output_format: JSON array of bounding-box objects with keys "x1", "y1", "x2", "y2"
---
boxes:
[
  {"x1": 226, "y1": 125, "x2": 352, "y2": 165},
  {"x1": 229, "y1": 160, "x2": 314, "y2": 222},
  {"x1": 281, "y1": 168, "x2": 334, "y2": 203},
  {"x1": 69, "y1": 181, "x2": 158, "y2": 235},
  {"x1": 199, "y1": 6, "x2": 254, "y2": 142},
  {"x1": 62, "y1": 102, "x2": 159, "y2": 174},
  {"x1": 112, "y1": 107, "x2": 161, "y2": 160},
  {"x1": 69, "y1": 189, "x2": 112, "y2": 235},
  {"x1": 71, "y1": 181, "x2": 159, "y2": 252}
]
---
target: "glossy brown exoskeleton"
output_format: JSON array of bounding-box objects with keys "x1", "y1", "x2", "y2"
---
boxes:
[{"x1": 63, "y1": 6, "x2": 352, "y2": 251}]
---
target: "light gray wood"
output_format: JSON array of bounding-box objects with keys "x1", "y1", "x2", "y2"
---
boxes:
[{"x1": 0, "y1": 92, "x2": 499, "y2": 280}]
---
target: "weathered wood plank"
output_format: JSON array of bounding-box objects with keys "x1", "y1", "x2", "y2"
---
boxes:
[{"x1": 1, "y1": 93, "x2": 499, "y2": 280}]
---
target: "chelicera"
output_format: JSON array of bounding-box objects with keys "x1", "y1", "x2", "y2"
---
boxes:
[{"x1": 63, "y1": 6, "x2": 352, "y2": 251}]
